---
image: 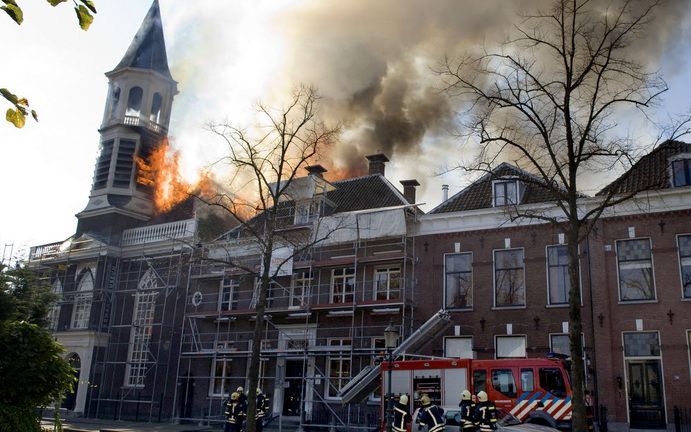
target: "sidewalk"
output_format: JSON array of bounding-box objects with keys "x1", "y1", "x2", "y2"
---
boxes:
[{"x1": 40, "y1": 417, "x2": 216, "y2": 432}]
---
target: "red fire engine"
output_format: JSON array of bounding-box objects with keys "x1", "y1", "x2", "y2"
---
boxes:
[{"x1": 380, "y1": 356, "x2": 574, "y2": 430}]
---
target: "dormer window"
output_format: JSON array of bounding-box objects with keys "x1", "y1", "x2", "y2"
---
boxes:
[
  {"x1": 672, "y1": 159, "x2": 691, "y2": 187},
  {"x1": 294, "y1": 200, "x2": 318, "y2": 224},
  {"x1": 493, "y1": 179, "x2": 520, "y2": 206}
]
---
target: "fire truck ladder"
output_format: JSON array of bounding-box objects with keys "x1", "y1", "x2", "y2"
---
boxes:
[{"x1": 337, "y1": 309, "x2": 451, "y2": 404}]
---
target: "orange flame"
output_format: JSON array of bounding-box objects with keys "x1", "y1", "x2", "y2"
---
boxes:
[{"x1": 136, "y1": 140, "x2": 210, "y2": 214}]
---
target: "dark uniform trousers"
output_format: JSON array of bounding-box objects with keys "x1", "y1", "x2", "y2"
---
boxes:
[
  {"x1": 459, "y1": 400, "x2": 477, "y2": 431},
  {"x1": 256, "y1": 394, "x2": 270, "y2": 432},
  {"x1": 417, "y1": 404, "x2": 446, "y2": 432},
  {"x1": 474, "y1": 401, "x2": 497, "y2": 432},
  {"x1": 225, "y1": 401, "x2": 247, "y2": 432}
]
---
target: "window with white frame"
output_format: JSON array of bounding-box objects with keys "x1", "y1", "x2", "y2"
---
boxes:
[
  {"x1": 493, "y1": 180, "x2": 519, "y2": 206},
  {"x1": 494, "y1": 249, "x2": 525, "y2": 307},
  {"x1": 331, "y1": 268, "x2": 355, "y2": 303},
  {"x1": 294, "y1": 200, "x2": 319, "y2": 224},
  {"x1": 210, "y1": 359, "x2": 233, "y2": 397},
  {"x1": 444, "y1": 336, "x2": 474, "y2": 358},
  {"x1": 550, "y1": 333, "x2": 585, "y2": 359},
  {"x1": 616, "y1": 238, "x2": 655, "y2": 301},
  {"x1": 678, "y1": 235, "x2": 691, "y2": 298},
  {"x1": 444, "y1": 253, "x2": 472, "y2": 309},
  {"x1": 369, "y1": 338, "x2": 385, "y2": 401},
  {"x1": 327, "y1": 338, "x2": 352, "y2": 398},
  {"x1": 251, "y1": 278, "x2": 278, "y2": 309},
  {"x1": 219, "y1": 278, "x2": 239, "y2": 311},
  {"x1": 125, "y1": 270, "x2": 158, "y2": 388},
  {"x1": 291, "y1": 270, "x2": 313, "y2": 308},
  {"x1": 47, "y1": 279, "x2": 62, "y2": 331},
  {"x1": 374, "y1": 266, "x2": 401, "y2": 300},
  {"x1": 496, "y1": 335, "x2": 527, "y2": 359},
  {"x1": 547, "y1": 245, "x2": 573, "y2": 305},
  {"x1": 672, "y1": 159, "x2": 691, "y2": 187},
  {"x1": 71, "y1": 269, "x2": 94, "y2": 329}
]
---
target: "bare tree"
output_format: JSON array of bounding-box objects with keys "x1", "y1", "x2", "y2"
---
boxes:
[
  {"x1": 202, "y1": 86, "x2": 339, "y2": 432},
  {"x1": 440, "y1": 0, "x2": 675, "y2": 429}
]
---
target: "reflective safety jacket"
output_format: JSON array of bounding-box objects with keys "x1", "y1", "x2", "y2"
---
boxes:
[
  {"x1": 459, "y1": 399, "x2": 477, "y2": 430},
  {"x1": 392, "y1": 402, "x2": 412, "y2": 432},
  {"x1": 416, "y1": 404, "x2": 445, "y2": 432},
  {"x1": 225, "y1": 401, "x2": 247, "y2": 425},
  {"x1": 474, "y1": 401, "x2": 497, "y2": 431},
  {"x1": 256, "y1": 393, "x2": 270, "y2": 419}
]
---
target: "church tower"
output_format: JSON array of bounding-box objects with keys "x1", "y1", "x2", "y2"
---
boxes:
[{"x1": 76, "y1": 0, "x2": 177, "y2": 241}]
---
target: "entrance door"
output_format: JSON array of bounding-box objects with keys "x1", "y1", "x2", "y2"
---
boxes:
[
  {"x1": 62, "y1": 353, "x2": 81, "y2": 411},
  {"x1": 627, "y1": 360, "x2": 665, "y2": 428},
  {"x1": 283, "y1": 359, "x2": 304, "y2": 416}
]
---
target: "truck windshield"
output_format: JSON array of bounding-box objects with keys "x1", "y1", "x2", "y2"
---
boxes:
[{"x1": 539, "y1": 367, "x2": 567, "y2": 397}]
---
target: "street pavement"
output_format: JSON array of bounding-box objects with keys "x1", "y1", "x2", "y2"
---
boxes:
[{"x1": 40, "y1": 416, "x2": 301, "y2": 432}]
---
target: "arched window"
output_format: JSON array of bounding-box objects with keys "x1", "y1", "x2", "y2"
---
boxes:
[
  {"x1": 110, "y1": 86, "x2": 120, "y2": 117},
  {"x1": 71, "y1": 269, "x2": 94, "y2": 329},
  {"x1": 126, "y1": 86, "x2": 143, "y2": 117},
  {"x1": 125, "y1": 268, "x2": 159, "y2": 387},
  {"x1": 47, "y1": 279, "x2": 63, "y2": 331},
  {"x1": 149, "y1": 93, "x2": 162, "y2": 124}
]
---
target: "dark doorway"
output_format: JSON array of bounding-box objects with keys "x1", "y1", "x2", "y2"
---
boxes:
[
  {"x1": 62, "y1": 353, "x2": 81, "y2": 411},
  {"x1": 282, "y1": 359, "x2": 304, "y2": 416},
  {"x1": 178, "y1": 373, "x2": 195, "y2": 422},
  {"x1": 628, "y1": 360, "x2": 665, "y2": 428}
]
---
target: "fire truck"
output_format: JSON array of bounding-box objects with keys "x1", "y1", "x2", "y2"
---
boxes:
[{"x1": 380, "y1": 356, "x2": 574, "y2": 430}]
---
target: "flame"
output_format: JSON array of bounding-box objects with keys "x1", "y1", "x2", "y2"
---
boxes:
[
  {"x1": 325, "y1": 165, "x2": 366, "y2": 182},
  {"x1": 136, "y1": 140, "x2": 206, "y2": 214}
]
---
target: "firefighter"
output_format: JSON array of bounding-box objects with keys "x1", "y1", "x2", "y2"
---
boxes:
[
  {"x1": 256, "y1": 387, "x2": 270, "y2": 432},
  {"x1": 458, "y1": 389, "x2": 477, "y2": 431},
  {"x1": 224, "y1": 391, "x2": 246, "y2": 432},
  {"x1": 416, "y1": 394, "x2": 445, "y2": 432},
  {"x1": 237, "y1": 386, "x2": 248, "y2": 406},
  {"x1": 473, "y1": 391, "x2": 497, "y2": 431},
  {"x1": 392, "y1": 393, "x2": 412, "y2": 432}
]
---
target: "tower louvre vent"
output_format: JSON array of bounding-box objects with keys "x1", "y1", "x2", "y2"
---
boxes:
[
  {"x1": 93, "y1": 140, "x2": 114, "y2": 190},
  {"x1": 113, "y1": 140, "x2": 136, "y2": 188}
]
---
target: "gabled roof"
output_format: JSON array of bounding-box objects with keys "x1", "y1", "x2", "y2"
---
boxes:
[
  {"x1": 327, "y1": 174, "x2": 410, "y2": 213},
  {"x1": 112, "y1": 0, "x2": 172, "y2": 79},
  {"x1": 597, "y1": 140, "x2": 691, "y2": 196},
  {"x1": 430, "y1": 163, "x2": 560, "y2": 214}
]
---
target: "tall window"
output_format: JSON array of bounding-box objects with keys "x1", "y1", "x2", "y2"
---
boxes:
[
  {"x1": 678, "y1": 235, "x2": 691, "y2": 298},
  {"x1": 617, "y1": 238, "x2": 655, "y2": 301},
  {"x1": 494, "y1": 249, "x2": 525, "y2": 307},
  {"x1": 219, "y1": 278, "x2": 239, "y2": 311},
  {"x1": 331, "y1": 268, "x2": 355, "y2": 303},
  {"x1": 109, "y1": 85, "x2": 120, "y2": 117},
  {"x1": 444, "y1": 253, "x2": 472, "y2": 309},
  {"x1": 71, "y1": 269, "x2": 94, "y2": 329},
  {"x1": 210, "y1": 359, "x2": 232, "y2": 397},
  {"x1": 496, "y1": 335, "x2": 527, "y2": 359},
  {"x1": 374, "y1": 266, "x2": 401, "y2": 300},
  {"x1": 47, "y1": 280, "x2": 62, "y2": 331},
  {"x1": 493, "y1": 180, "x2": 519, "y2": 206},
  {"x1": 126, "y1": 86, "x2": 143, "y2": 116},
  {"x1": 125, "y1": 270, "x2": 158, "y2": 388},
  {"x1": 444, "y1": 336, "x2": 473, "y2": 358},
  {"x1": 547, "y1": 245, "x2": 572, "y2": 305},
  {"x1": 149, "y1": 93, "x2": 162, "y2": 123},
  {"x1": 549, "y1": 334, "x2": 570, "y2": 357},
  {"x1": 672, "y1": 159, "x2": 691, "y2": 187},
  {"x1": 291, "y1": 271, "x2": 312, "y2": 309},
  {"x1": 326, "y1": 338, "x2": 352, "y2": 398}
]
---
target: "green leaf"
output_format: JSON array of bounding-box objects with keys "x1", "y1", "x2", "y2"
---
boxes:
[
  {"x1": 46, "y1": 0, "x2": 68, "y2": 6},
  {"x1": 31, "y1": 109, "x2": 38, "y2": 121},
  {"x1": 2, "y1": 1, "x2": 20, "y2": 6},
  {"x1": 79, "y1": 0, "x2": 96, "y2": 14},
  {"x1": 6, "y1": 108, "x2": 26, "y2": 128},
  {"x1": 74, "y1": 4, "x2": 93, "y2": 30},
  {"x1": 0, "y1": 88, "x2": 19, "y2": 104},
  {"x1": 1, "y1": 4, "x2": 23, "y2": 25}
]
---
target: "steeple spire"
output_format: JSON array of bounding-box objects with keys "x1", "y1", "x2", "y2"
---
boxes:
[{"x1": 113, "y1": 0, "x2": 172, "y2": 79}]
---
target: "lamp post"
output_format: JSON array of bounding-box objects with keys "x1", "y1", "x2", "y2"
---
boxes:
[{"x1": 384, "y1": 320, "x2": 399, "y2": 432}]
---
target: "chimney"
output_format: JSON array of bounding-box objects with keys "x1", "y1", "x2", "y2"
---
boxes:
[
  {"x1": 365, "y1": 154, "x2": 390, "y2": 176},
  {"x1": 442, "y1": 184, "x2": 449, "y2": 202},
  {"x1": 400, "y1": 180, "x2": 420, "y2": 204},
  {"x1": 305, "y1": 164, "x2": 327, "y2": 178}
]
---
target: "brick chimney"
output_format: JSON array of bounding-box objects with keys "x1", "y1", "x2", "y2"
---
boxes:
[
  {"x1": 400, "y1": 180, "x2": 420, "y2": 204},
  {"x1": 365, "y1": 154, "x2": 390, "y2": 176},
  {"x1": 305, "y1": 164, "x2": 327, "y2": 178}
]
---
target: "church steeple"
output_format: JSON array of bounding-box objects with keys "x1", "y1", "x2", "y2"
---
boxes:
[{"x1": 77, "y1": 0, "x2": 177, "y2": 242}]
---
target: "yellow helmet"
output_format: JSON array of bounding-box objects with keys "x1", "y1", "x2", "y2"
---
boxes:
[
  {"x1": 399, "y1": 394, "x2": 409, "y2": 405},
  {"x1": 477, "y1": 391, "x2": 488, "y2": 402},
  {"x1": 461, "y1": 390, "x2": 471, "y2": 401},
  {"x1": 230, "y1": 392, "x2": 240, "y2": 401},
  {"x1": 420, "y1": 394, "x2": 431, "y2": 406}
]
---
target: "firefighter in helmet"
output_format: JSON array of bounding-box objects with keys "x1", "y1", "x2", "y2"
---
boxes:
[
  {"x1": 416, "y1": 394, "x2": 445, "y2": 432},
  {"x1": 224, "y1": 391, "x2": 247, "y2": 432},
  {"x1": 392, "y1": 393, "x2": 412, "y2": 432},
  {"x1": 255, "y1": 387, "x2": 270, "y2": 432},
  {"x1": 458, "y1": 389, "x2": 477, "y2": 431},
  {"x1": 473, "y1": 391, "x2": 497, "y2": 431}
]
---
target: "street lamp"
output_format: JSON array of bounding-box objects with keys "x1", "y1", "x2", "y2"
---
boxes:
[{"x1": 384, "y1": 320, "x2": 399, "y2": 432}]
